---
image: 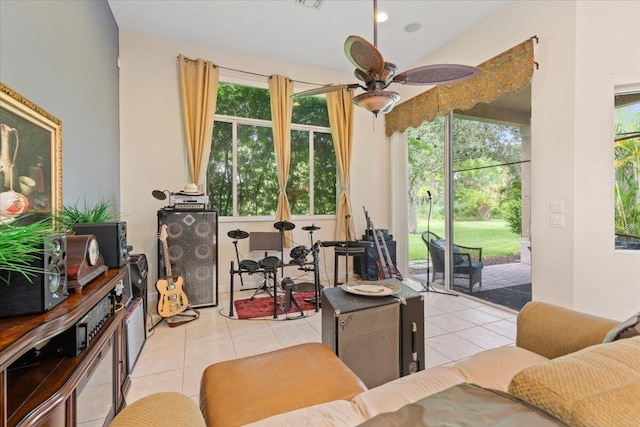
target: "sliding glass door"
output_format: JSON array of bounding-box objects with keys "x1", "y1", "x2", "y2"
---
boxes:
[{"x1": 408, "y1": 86, "x2": 532, "y2": 311}]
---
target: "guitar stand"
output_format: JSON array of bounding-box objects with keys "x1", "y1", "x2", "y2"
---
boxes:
[{"x1": 148, "y1": 308, "x2": 200, "y2": 332}]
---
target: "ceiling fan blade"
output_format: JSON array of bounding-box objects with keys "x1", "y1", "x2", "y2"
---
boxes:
[
  {"x1": 393, "y1": 64, "x2": 481, "y2": 86},
  {"x1": 344, "y1": 35, "x2": 384, "y2": 75},
  {"x1": 292, "y1": 83, "x2": 360, "y2": 98}
]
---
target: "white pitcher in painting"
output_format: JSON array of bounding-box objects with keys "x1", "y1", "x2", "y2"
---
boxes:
[{"x1": 0, "y1": 123, "x2": 19, "y2": 190}]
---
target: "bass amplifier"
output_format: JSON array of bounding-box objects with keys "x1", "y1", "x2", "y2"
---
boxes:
[
  {"x1": 321, "y1": 281, "x2": 424, "y2": 388},
  {"x1": 157, "y1": 209, "x2": 218, "y2": 307}
]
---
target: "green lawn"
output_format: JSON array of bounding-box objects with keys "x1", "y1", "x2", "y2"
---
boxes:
[{"x1": 408, "y1": 220, "x2": 521, "y2": 261}]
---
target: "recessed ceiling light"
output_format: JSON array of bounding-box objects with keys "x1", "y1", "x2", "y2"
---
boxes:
[
  {"x1": 376, "y1": 12, "x2": 389, "y2": 23},
  {"x1": 404, "y1": 22, "x2": 421, "y2": 33}
]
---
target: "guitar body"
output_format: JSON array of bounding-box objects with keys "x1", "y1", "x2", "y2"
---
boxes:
[
  {"x1": 156, "y1": 224, "x2": 189, "y2": 318},
  {"x1": 156, "y1": 274, "x2": 189, "y2": 318}
]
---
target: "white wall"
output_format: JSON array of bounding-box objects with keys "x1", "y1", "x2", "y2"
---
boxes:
[
  {"x1": 118, "y1": 31, "x2": 390, "y2": 294},
  {"x1": 392, "y1": 0, "x2": 640, "y2": 319}
]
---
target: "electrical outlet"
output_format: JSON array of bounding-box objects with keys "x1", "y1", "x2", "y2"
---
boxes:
[{"x1": 550, "y1": 214, "x2": 565, "y2": 228}]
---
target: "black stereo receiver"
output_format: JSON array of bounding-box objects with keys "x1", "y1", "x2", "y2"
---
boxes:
[{"x1": 44, "y1": 293, "x2": 114, "y2": 357}]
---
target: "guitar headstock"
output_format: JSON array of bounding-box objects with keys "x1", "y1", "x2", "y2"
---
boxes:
[{"x1": 158, "y1": 224, "x2": 168, "y2": 243}]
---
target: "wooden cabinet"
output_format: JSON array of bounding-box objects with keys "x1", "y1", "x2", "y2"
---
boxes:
[{"x1": 0, "y1": 266, "x2": 130, "y2": 427}]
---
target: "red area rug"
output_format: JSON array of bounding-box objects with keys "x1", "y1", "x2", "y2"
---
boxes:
[{"x1": 233, "y1": 292, "x2": 317, "y2": 319}]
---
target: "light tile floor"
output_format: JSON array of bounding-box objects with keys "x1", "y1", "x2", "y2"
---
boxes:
[{"x1": 126, "y1": 278, "x2": 517, "y2": 406}]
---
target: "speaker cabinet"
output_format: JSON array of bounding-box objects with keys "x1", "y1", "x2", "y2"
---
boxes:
[
  {"x1": 157, "y1": 210, "x2": 218, "y2": 307},
  {"x1": 128, "y1": 254, "x2": 148, "y2": 297},
  {"x1": 322, "y1": 288, "x2": 400, "y2": 388},
  {"x1": 128, "y1": 253, "x2": 148, "y2": 329},
  {"x1": 0, "y1": 233, "x2": 68, "y2": 318},
  {"x1": 321, "y1": 281, "x2": 424, "y2": 387},
  {"x1": 73, "y1": 222, "x2": 128, "y2": 268}
]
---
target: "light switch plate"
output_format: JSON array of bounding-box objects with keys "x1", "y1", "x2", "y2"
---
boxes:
[{"x1": 549, "y1": 200, "x2": 564, "y2": 213}]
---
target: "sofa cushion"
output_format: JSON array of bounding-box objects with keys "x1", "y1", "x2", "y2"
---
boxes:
[
  {"x1": 352, "y1": 366, "x2": 467, "y2": 418},
  {"x1": 508, "y1": 336, "x2": 640, "y2": 427},
  {"x1": 357, "y1": 383, "x2": 568, "y2": 427},
  {"x1": 244, "y1": 400, "x2": 366, "y2": 427},
  {"x1": 200, "y1": 343, "x2": 367, "y2": 427},
  {"x1": 455, "y1": 345, "x2": 549, "y2": 391},
  {"x1": 352, "y1": 346, "x2": 548, "y2": 419},
  {"x1": 603, "y1": 310, "x2": 640, "y2": 342}
]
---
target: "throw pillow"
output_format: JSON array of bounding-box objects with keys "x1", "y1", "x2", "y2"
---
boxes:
[
  {"x1": 453, "y1": 244, "x2": 465, "y2": 265},
  {"x1": 602, "y1": 311, "x2": 640, "y2": 343}
]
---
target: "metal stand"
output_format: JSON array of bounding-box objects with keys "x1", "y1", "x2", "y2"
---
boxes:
[{"x1": 420, "y1": 192, "x2": 457, "y2": 297}]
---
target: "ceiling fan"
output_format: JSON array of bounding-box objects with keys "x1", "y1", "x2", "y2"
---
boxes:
[{"x1": 292, "y1": 0, "x2": 481, "y2": 116}]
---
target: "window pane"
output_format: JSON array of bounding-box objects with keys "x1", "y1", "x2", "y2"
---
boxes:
[
  {"x1": 208, "y1": 121, "x2": 233, "y2": 216},
  {"x1": 292, "y1": 96, "x2": 330, "y2": 127},
  {"x1": 289, "y1": 130, "x2": 310, "y2": 215},
  {"x1": 614, "y1": 92, "x2": 640, "y2": 249},
  {"x1": 237, "y1": 124, "x2": 278, "y2": 216},
  {"x1": 216, "y1": 82, "x2": 271, "y2": 121},
  {"x1": 314, "y1": 132, "x2": 336, "y2": 215}
]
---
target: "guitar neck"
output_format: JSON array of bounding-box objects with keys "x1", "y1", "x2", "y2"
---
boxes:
[{"x1": 163, "y1": 240, "x2": 172, "y2": 277}]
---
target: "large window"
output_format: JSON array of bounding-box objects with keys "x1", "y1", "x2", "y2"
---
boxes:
[
  {"x1": 207, "y1": 82, "x2": 336, "y2": 217},
  {"x1": 614, "y1": 90, "x2": 640, "y2": 250}
]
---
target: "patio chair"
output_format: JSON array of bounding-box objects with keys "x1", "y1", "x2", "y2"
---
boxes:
[{"x1": 421, "y1": 231, "x2": 484, "y2": 293}]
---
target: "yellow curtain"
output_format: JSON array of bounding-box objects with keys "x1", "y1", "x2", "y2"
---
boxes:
[
  {"x1": 178, "y1": 55, "x2": 219, "y2": 187},
  {"x1": 269, "y1": 75, "x2": 293, "y2": 247},
  {"x1": 385, "y1": 38, "x2": 535, "y2": 136},
  {"x1": 327, "y1": 89, "x2": 355, "y2": 240}
]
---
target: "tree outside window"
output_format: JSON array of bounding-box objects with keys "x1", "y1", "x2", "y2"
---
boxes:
[
  {"x1": 207, "y1": 82, "x2": 336, "y2": 217},
  {"x1": 614, "y1": 91, "x2": 640, "y2": 249}
]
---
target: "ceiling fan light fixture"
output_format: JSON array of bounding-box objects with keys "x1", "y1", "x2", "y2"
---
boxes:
[{"x1": 353, "y1": 89, "x2": 400, "y2": 116}]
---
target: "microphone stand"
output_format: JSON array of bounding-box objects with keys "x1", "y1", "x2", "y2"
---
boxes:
[
  {"x1": 421, "y1": 192, "x2": 457, "y2": 296},
  {"x1": 344, "y1": 214, "x2": 350, "y2": 284}
]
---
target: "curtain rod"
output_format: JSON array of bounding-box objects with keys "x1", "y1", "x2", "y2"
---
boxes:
[
  {"x1": 178, "y1": 55, "x2": 323, "y2": 86},
  {"x1": 180, "y1": 34, "x2": 540, "y2": 83}
]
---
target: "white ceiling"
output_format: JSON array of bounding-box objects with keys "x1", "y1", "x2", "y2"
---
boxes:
[{"x1": 107, "y1": 0, "x2": 508, "y2": 73}]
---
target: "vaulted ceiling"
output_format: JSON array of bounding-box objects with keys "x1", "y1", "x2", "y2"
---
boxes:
[{"x1": 107, "y1": 0, "x2": 508, "y2": 73}]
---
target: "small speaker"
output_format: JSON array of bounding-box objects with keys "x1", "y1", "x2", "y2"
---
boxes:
[
  {"x1": 73, "y1": 222, "x2": 128, "y2": 268},
  {"x1": 125, "y1": 297, "x2": 145, "y2": 374},
  {"x1": 128, "y1": 253, "x2": 148, "y2": 297},
  {"x1": 157, "y1": 210, "x2": 218, "y2": 307},
  {"x1": 0, "y1": 233, "x2": 68, "y2": 318}
]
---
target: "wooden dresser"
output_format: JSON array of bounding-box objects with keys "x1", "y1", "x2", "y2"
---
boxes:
[{"x1": 0, "y1": 266, "x2": 130, "y2": 426}]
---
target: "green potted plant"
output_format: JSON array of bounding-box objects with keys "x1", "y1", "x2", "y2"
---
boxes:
[
  {"x1": 53, "y1": 200, "x2": 119, "y2": 232},
  {"x1": 0, "y1": 215, "x2": 55, "y2": 284}
]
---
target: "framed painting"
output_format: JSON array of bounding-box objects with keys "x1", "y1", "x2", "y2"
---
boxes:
[{"x1": 0, "y1": 82, "x2": 62, "y2": 220}]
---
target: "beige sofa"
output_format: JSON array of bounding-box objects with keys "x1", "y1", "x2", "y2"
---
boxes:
[{"x1": 110, "y1": 301, "x2": 640, "y2": 427}]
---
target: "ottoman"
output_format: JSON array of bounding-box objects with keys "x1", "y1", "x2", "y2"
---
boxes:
[{"x1": 200, "y1": 343, "x2": 368, "y2": 427}]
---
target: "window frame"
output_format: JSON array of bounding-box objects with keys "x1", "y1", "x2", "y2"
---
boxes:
[{"x1": 212, "y1": 114, "x2": 337, "y2": 219}]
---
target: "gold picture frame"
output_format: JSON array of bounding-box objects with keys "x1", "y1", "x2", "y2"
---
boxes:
[{"x1": 0, "y1": 82, "x2": 62, "y2": 219}]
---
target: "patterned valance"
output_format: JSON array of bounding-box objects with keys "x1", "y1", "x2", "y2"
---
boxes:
[{"x1": 385, "y1": 39, "x2": 535, "y2": 137}]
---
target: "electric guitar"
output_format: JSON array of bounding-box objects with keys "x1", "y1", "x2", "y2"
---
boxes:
[
  {"x1": 156, "y1": 224, "x2": 189, "y2": 317},
  {"x1": 363, "y1": 207, "x2": 403, "y2": 281}
]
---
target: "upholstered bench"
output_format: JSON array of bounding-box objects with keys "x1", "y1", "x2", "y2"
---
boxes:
[{"x1": 199, "y1": 342, "x2": 368, "y2": 427}]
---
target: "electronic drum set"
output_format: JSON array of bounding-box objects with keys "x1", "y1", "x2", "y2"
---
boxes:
[{"x1": 226, "y1": 220, "x2": 322, "y2": 319}]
